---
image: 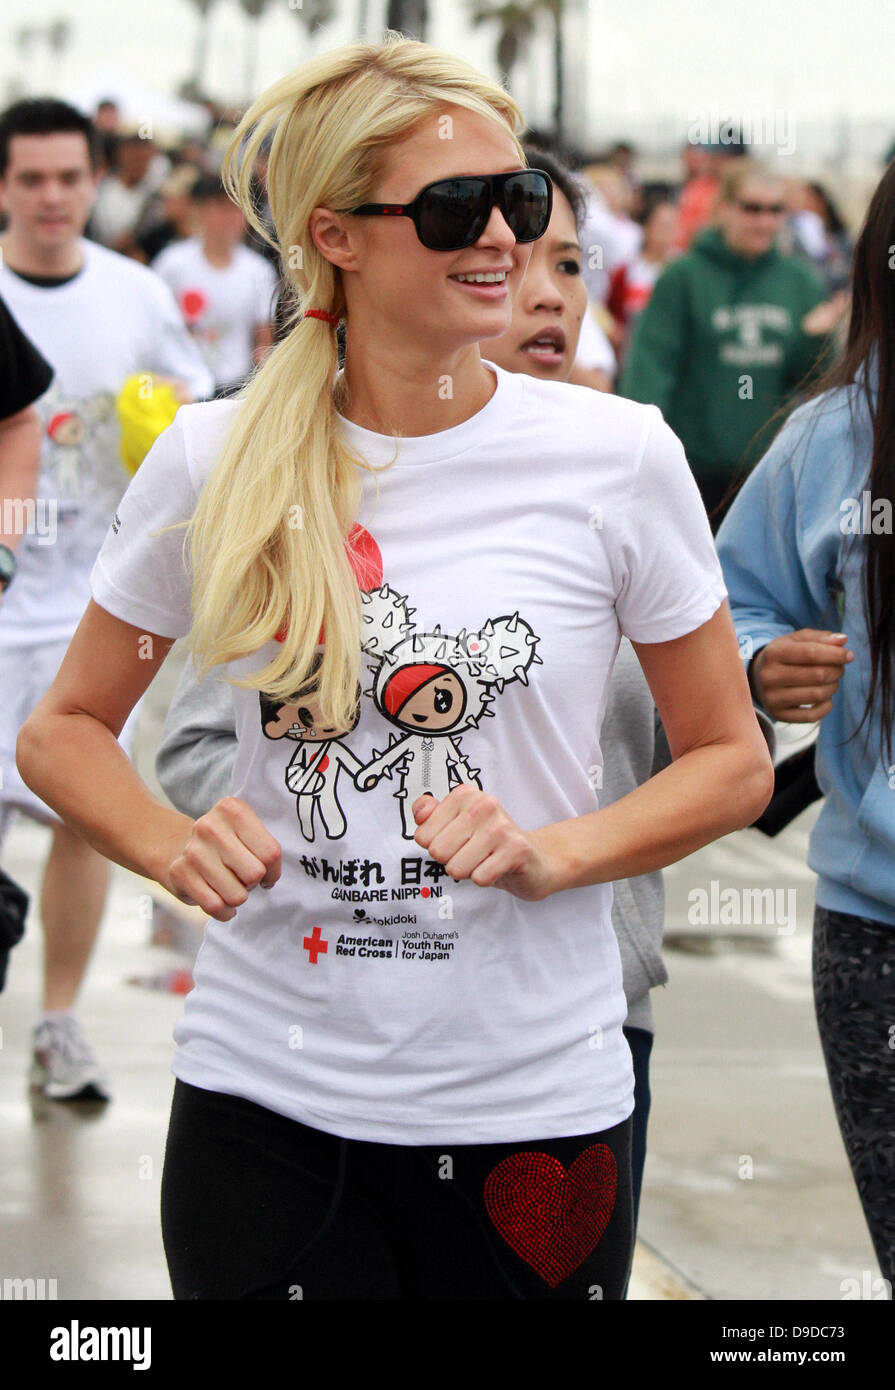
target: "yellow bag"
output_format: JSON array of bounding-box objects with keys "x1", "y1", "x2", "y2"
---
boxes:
[{"x1": 116, "y1": 374, "x2": 182, "y2": 475}]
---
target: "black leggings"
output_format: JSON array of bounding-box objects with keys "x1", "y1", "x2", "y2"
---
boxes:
[
  {"x1": 161, "y1": 1080, "x2": 633, "y2": 1300},
  {"x1": 813, "y1": 905, "x2": 895, "y2": 1287}
]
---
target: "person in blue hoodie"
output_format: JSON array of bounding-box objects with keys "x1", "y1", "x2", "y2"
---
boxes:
[{"x1": 715, "y1": 158, "x2": 895, "y2": 1288}]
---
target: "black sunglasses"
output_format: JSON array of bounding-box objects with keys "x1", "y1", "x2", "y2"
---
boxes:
[
  {"x1": 339, "y1": 169, "x2": 553, "y2": 251},
  {"x1": 737, "y1": 200, "x2": 786, "y2": 216}
]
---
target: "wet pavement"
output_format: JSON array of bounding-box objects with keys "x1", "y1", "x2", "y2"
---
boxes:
[{"x1": 643, "y1": 808, "x2": 882, "y2": 1301}]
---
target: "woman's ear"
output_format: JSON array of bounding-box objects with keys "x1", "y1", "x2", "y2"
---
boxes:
[{"x1": 309, "y1": 207, "x2": 360, "y2": 273}]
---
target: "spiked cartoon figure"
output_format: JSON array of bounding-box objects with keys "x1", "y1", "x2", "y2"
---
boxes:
[{"x1": 355, "y1": 584, "x2": 542, "y2": 838}]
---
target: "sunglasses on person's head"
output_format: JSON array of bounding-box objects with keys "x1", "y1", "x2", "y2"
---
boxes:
[
  {"x1": 736, "y1": 200, "x2": 786, "y2": 215},
  {"x1": 339, "y1": 169, "x2": 553, "y2": 251}
]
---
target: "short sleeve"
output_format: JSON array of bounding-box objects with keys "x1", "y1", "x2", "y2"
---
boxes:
[
  {"x1": 612, "y1": 406, "x2": 727, "y2": 642},
  {"x1": 90, "y1": 408, "x2": 197, "y2": 638},
  {"x1": 0, "y1": 293, "x2": 54, "y2": 417}
]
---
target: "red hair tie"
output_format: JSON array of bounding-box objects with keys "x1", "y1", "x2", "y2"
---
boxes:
[{"x1": 305, "y1": 309, "x2": 341, "y2": 324}]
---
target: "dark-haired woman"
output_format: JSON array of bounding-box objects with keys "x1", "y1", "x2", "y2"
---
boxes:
[
  {"x1": 785, "y1": 180, "x2": 854, "y2": 297},
  {"x1": 716, "y1": 159, "x2": 895, "y2": 1288}
]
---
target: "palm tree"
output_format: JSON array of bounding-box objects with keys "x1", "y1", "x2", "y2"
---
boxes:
[
  {"x1": 13, "y1": 21, "x2": 71, "y2": 97},
  {"x1": 238, "y1": 0, "x2": 271, "y2": 102},
  {"x1": 541, "y1": 0, "x2": 564, "y2": 142},
  {"x1": 10, "y1": 27, "x2": 34, "y2": 100},
  {"x1": 386, "y1": 1, "x2": 430, "y2": 39},
  {"x1": 470, "y1": 0, "x2": 566, "y2": 142},
  {"x1": 47, "y1": 19, "x2": 72, "y2": 61},
  {"x1": 14, "y1": 26, "x2": 36, "y2": 57},
  {"x1": 291, "y1": 0, "x2": 337, "y2": 43},
  {"x1": 470, "y1": 3, "x2": 535, "y2": 87},
  {"x1": 181, "y1": 0, "x2": 221, "y2": 102}
]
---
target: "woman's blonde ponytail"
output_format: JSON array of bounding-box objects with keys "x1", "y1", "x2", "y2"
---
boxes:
[{"x1": 178, "y1": 33, "x2": 524, "y2": 729}]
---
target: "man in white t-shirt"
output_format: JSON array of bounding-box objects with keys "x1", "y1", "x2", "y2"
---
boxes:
[
  {"x1": 152, "y1": 175, "x2": 280, "y2": 398},
  {"x1": 0, "y1": 97, "x2": 214, "y2": 1101}
]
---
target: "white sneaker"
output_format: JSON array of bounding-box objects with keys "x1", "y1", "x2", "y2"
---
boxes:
[{"x1": 31, "y1": 1016, "x2": 111, "y2": 1101}]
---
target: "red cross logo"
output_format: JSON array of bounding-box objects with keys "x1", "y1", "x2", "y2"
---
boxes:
[{"x1": 303, "y1": 925, "x2": 328, "y2": 964}]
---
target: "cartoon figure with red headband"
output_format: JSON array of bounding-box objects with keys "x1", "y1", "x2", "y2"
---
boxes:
[
  {"x1": 41, "y1": 388, "x2": 117, "y2": 507},
  {"x1": 260, "y1": 651, "x2": 364, "y2": 841},
  {"x1": 355, "y1": 584, "x2": 542, "y2": 839}
]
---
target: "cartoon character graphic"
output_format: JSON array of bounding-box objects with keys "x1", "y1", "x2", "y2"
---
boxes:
[
  {"x1": 260, "y1": 652, "x2": 364, "y2": 841},
  {"x1": 355, "y1": 584, "x2": 542, "y2": 838},
  {"x1": 46, "y1": 409, "x2": 87, "y2": 501},
  {"x1": 39, "y1": 388, "x2": 117, "y2": 509}
]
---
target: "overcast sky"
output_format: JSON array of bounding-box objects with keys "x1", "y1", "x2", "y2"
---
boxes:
[{"x1": 2, "y1": 0, "x2": 893, "y2": 158}]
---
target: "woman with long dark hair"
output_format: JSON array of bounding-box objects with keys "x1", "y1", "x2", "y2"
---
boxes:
[{"x1": 716, "y1": 159, "x2": 895, "y2": 1287}]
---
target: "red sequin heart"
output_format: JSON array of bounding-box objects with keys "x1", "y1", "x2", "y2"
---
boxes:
[{"x1": 483, "y1": 1144, "x2": 617, "y2": 1287}]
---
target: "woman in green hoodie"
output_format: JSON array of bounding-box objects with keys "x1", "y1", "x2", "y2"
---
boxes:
[{"x1": 619, "y1": 158, "x2": 846, "y2": 529}]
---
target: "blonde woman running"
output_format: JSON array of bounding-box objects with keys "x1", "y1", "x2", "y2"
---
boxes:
[{"x1": 17, "y1": 36, "x2": 773, "y2": 1301}]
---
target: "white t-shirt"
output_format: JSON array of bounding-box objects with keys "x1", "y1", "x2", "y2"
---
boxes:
[
  {"x1": 89, "y1": 155, "x2": 171, "y2": 246},
  {"x1": 151, "y1": 237, "x2": 279, "y2": 389},
  {"x1": 580, "y1": 191, "x2": 643, "y2": 305},
  {"x1": 90, "y1": 361, "x2": 726, "y2": 1144},
  {"x1": 574, "y1": 304, "x2": 617, "y2": 376},
  {"x1": 0, "y1": 238, "x2": 214, "y2": 647}
]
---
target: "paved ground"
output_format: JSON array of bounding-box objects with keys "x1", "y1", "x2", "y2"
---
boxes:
[
  {"x1": 1, "y1": 817, "x2": 183, "y2": 1300},
  {"x1": 0, "y1": 656, "x2": 884, "y2": 1300},
  {"x1": 643, "y1": 807, "x2": 882, "y2": 1301}
]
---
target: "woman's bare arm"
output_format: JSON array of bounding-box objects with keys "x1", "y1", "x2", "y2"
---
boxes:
[
  {"x1": 16, "y1": 599, "x2": 281, "y2": 920},
  {"x1": 0, "y1": 405, "x2": 43, "y2": 557}
]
